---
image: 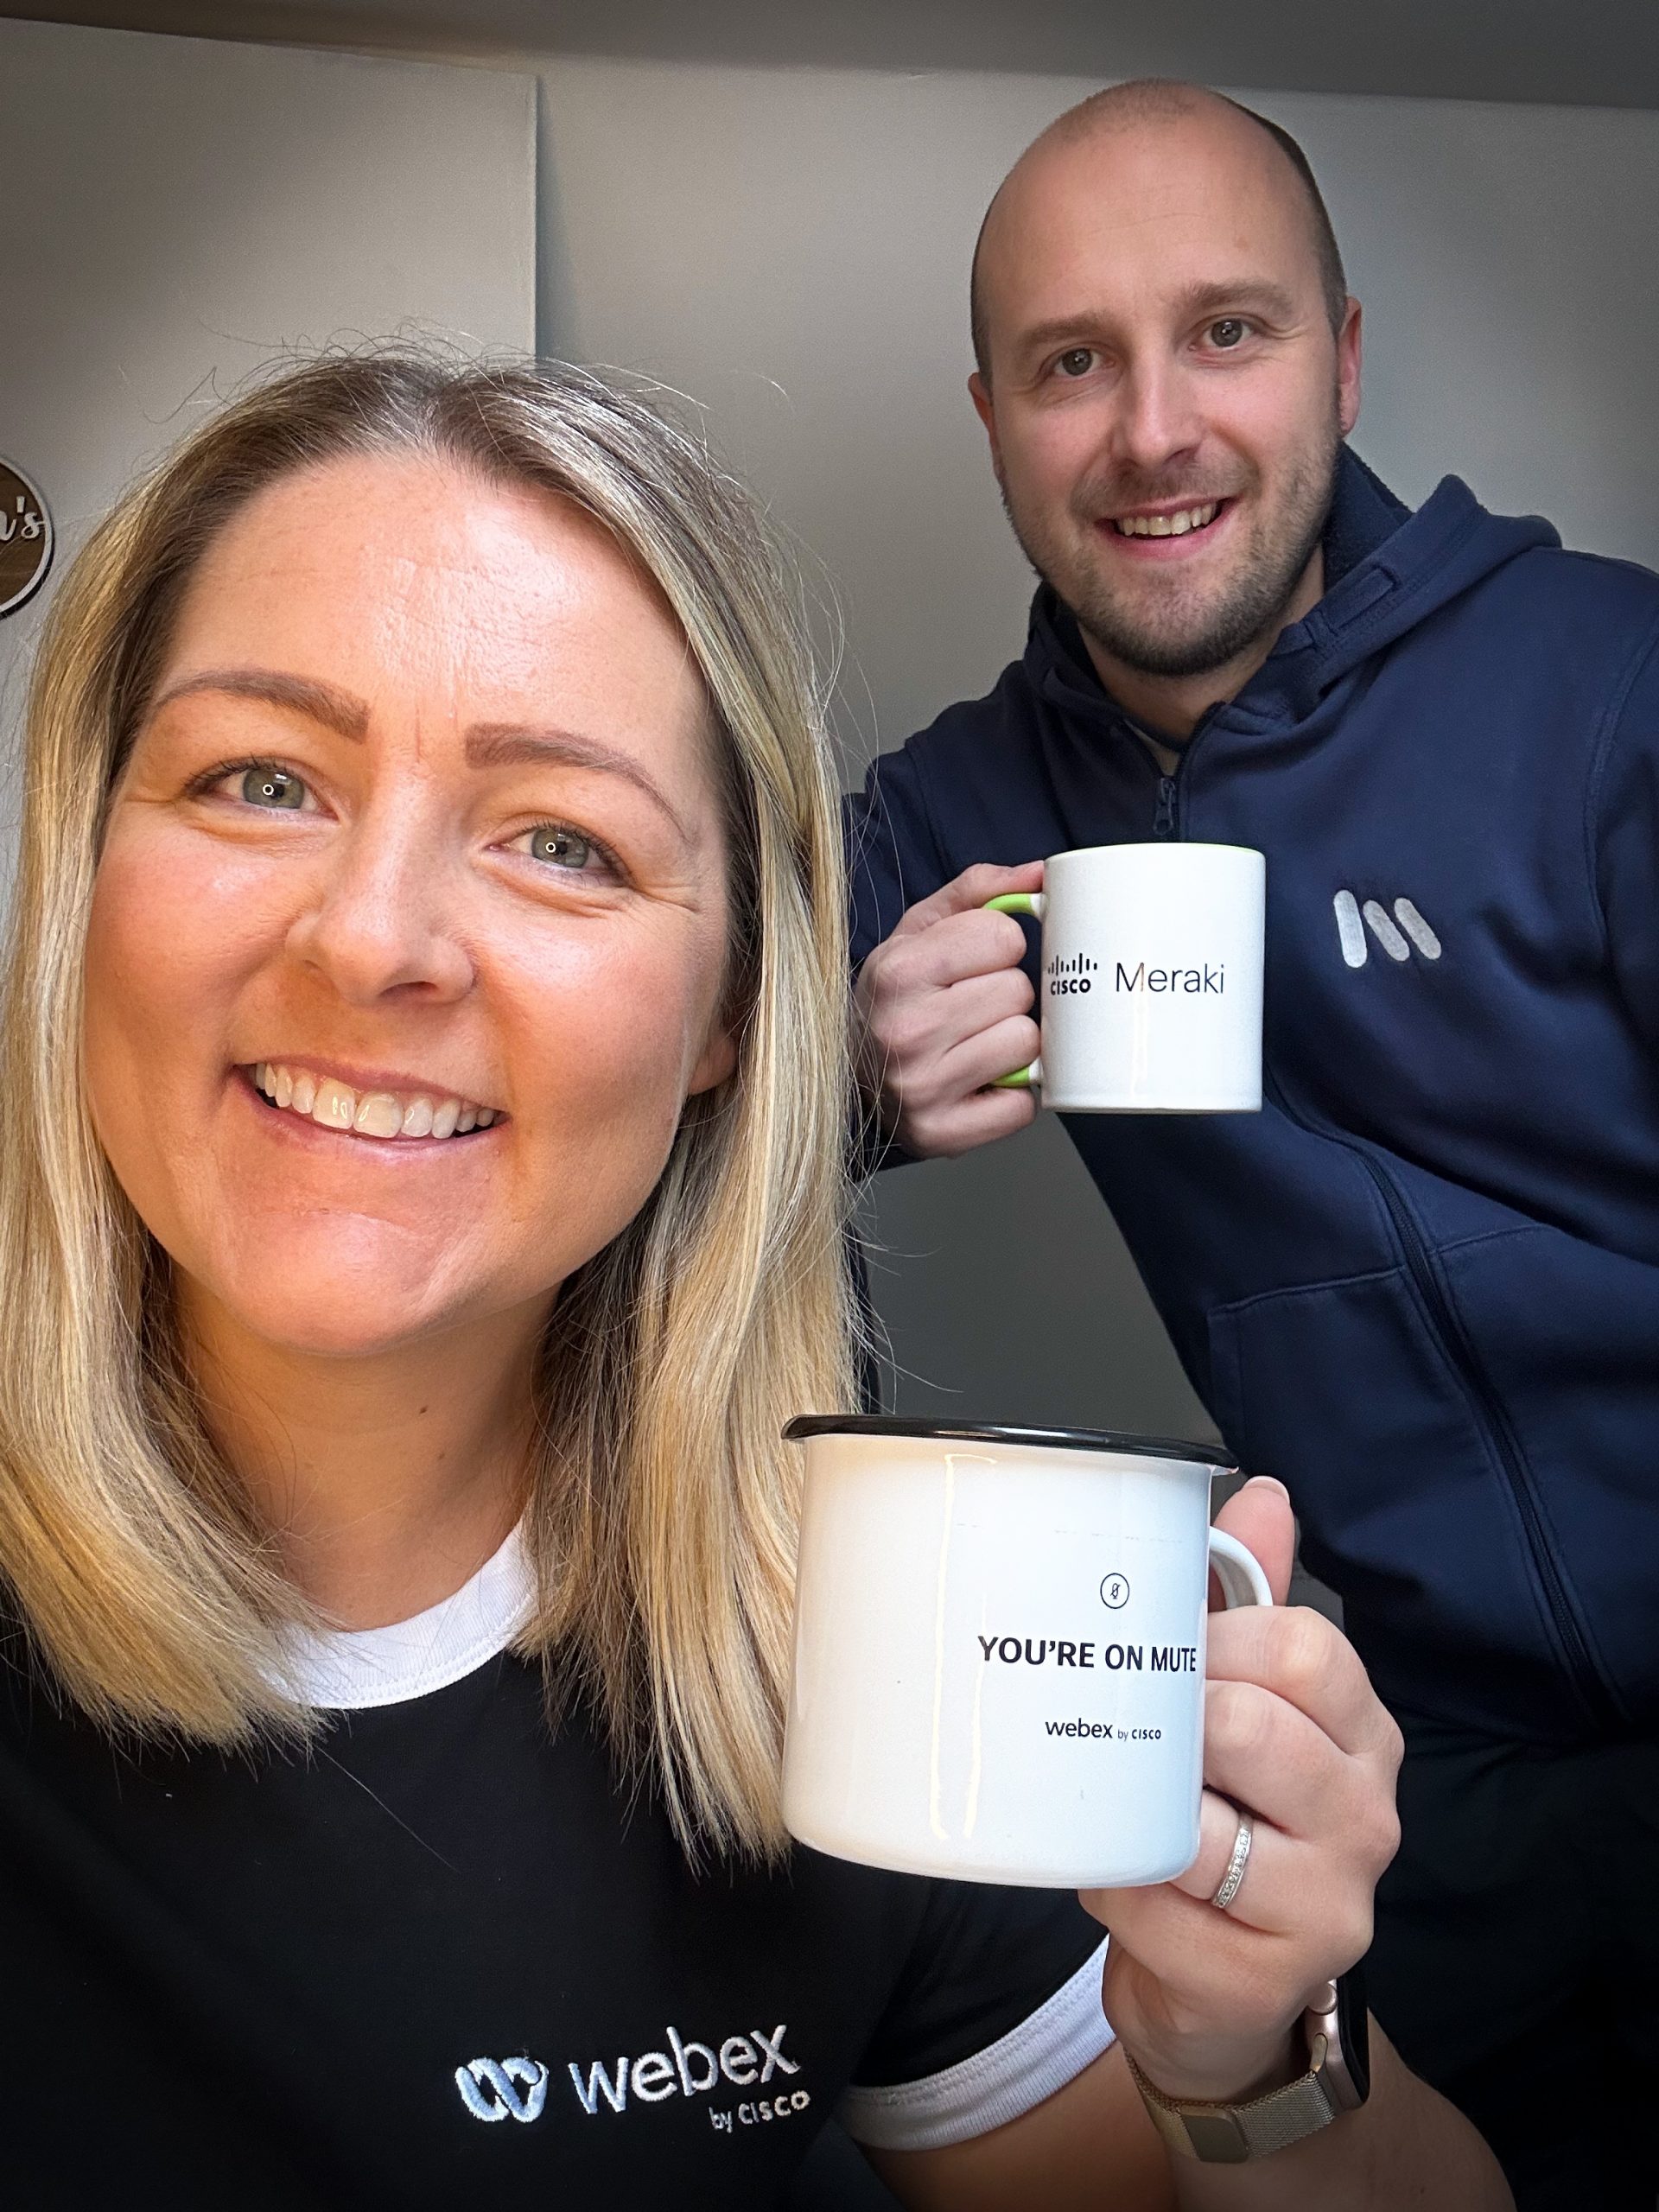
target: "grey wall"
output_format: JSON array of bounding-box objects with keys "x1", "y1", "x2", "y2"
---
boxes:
[
  {"x1": 531, "y1": 56, "x2": 1659, "y2": 1434},
  {"x1": 0, "y1": 17, "x2": 536, "y2": 799}
]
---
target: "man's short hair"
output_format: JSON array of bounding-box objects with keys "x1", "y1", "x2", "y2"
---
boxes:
[{"x1": 969, "y1": 85, "x2": 1349, "y2": 379}]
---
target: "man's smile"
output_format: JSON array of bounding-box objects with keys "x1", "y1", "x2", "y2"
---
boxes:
[
  {"x1": 1109, "y1": 499, "x2": 1224, "y2": 537},
  {"x1": 1092, "y1": 497, "x2": 1237, "y2": 561}
]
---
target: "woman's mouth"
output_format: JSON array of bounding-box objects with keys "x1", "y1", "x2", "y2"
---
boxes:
[{"x1": 243, "y1": 1061, "x2": 502, "y2": 1142}]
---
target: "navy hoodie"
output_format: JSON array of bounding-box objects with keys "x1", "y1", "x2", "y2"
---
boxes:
[{"x1": 848, "y1": 450, "x2": 1659, "y2": 1745}]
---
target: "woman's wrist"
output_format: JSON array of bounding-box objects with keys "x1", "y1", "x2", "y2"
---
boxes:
[{"x1": 1120, "y1": 2021, "x2": 1305, "y2": 2108}]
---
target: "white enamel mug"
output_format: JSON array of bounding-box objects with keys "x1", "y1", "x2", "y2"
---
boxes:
[
  {"x1": 988, "y1": 842, "x2": 1265, "y2": 1112},
  {"x1": 782, "y1": 1419, "x2": 1271, "y2": 1889}
]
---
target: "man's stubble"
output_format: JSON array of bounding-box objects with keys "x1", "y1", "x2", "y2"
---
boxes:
[{"x1": 1002, "y1": 391, "x2": 1343, "y2": 683}]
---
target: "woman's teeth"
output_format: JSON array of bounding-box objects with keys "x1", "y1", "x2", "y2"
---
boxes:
[
  {"x1": 1113, "y1": 502, "x2": 1220, "y2": 538},
  {"x1": 251, "y1": 1064, "x2": 497, "y2": 1141}
]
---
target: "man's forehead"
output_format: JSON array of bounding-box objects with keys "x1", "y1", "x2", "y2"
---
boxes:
[
  {"x1": 980, "y1": 107, "x2": 1317, "y2": 334},
  {"x1": 1014, "y1": 91, "x2": 1291, "y2": 205}
]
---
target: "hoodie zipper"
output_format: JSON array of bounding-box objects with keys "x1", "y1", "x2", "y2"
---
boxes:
[
  {"x1": 1261, "y1": 1072, "x2": 1620, "y2": 1731},
  {"x1": 1131, "y1": 702, "x2": 1223, "y2": 838},
  {"x1": 1145, "y1": 708, "x2": 1618, "y2": 1727}
]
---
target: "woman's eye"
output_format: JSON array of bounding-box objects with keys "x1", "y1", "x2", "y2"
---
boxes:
[
  {"x1": 1055, "y1": 347, "x2": 1096, "y2": 379},
  {"x1": 526, "y1": 824, "x2": 597, "y2": 872},
  {"x1": 1208, "y1": 319, "x2": 1249, "y2": 350},
  {"x1": 236, "y1": 764, "x2": 308, "y2": 810}
]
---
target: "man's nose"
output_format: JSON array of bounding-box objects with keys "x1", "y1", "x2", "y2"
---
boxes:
[
  {"x1": 1112, "y1": 354, "x2": 1204, "y2": 477},
  {"x1": 285, "y1": 800, "x2": 474, "y2": 1007}
]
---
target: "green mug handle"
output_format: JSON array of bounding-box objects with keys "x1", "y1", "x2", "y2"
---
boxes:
[{"x1": 983, "y1": 890, "x2": 1047, "y2": 1090}]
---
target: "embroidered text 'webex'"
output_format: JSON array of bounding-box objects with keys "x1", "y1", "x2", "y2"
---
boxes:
[{"x1": 569, "y1": 2022, "x2": 798, "y2": 2114}]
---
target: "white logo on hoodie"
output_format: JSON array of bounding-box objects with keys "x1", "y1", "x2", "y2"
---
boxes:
[{"x1": 1333, "y1": 891, "x2": 1441, "y2": 969}]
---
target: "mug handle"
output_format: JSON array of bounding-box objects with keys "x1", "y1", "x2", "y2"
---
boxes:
[
  {"x1": 983, "y1": 889, "x2": 1046, "y2": 1090},
  {"x1": 1208, "y1": 1526, "x2": 1275, "y2": 1610}
]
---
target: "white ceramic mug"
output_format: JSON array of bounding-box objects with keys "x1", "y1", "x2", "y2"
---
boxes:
[
  {"x1": 782, "y1": 1419, "x2": 1271, "y2": 1889},
  {"x1": 987, "y1": 842, "x2": 1265, "y2": 1111}
]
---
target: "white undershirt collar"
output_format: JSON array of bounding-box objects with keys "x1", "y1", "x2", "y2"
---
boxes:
[{"x1": 274, "y1": 1523, "x2": 533, "y2": 1711}]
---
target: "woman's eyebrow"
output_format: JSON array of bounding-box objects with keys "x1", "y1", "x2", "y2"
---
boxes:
[
  {"x1": 465, "y1": 724, "x2": 690, "y2": 845},
  {"x1": 150, "y1": 667, "x2": 370, "y2": 741},
  {"x1": 150, "y1": 676, "x2": 693, "y2": 845}
]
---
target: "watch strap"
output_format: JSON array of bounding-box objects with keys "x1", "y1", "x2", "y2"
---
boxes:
[{"x1": 1123, "y1": 2032, "x2": 1343, "y2": 2164}]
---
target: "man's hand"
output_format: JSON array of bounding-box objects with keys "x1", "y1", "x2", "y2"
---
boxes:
[
  {"x1": 855, "y1": 861, "x2": 1045, "y2": 1157},
  {"x1": 1085, "y1": 1478, "x2": 1405, "y2": 2107}
]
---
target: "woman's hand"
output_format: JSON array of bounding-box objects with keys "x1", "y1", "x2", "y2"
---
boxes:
[
  {"x1": 878, "y1": 1482, "x2": 1510, "y2": 2211},
  {"x1": 1083, "y1": 1477, "x2": 1404, "y2": 2105}
]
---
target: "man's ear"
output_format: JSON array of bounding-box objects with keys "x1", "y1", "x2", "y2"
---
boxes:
[
  {"x1": 969, "y1": 371, "x2": 1003, "y2": 482},
  {"x1": 1336, "y1": 296, "x2": 1363, "y2": 439}
]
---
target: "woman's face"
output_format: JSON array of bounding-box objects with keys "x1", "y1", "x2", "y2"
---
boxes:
[{"x1": 84, "y1": 452, "x2": 737, "y2": 1360}]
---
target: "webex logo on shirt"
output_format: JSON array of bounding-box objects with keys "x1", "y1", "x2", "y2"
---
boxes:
[{"x1": 456, "y1": 2019, "x2": 808, "y2": 2133}]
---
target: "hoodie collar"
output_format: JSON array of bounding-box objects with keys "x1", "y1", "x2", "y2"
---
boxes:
[
  {"x1": 1026, "y1": 446, "x2": 1557, "y2": 734},
  {"x1": 1320, "y1": 446, "x2": 1410, "y2": 588}
]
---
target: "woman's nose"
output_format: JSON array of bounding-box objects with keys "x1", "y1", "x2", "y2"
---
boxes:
[{"x1": 284, "y1": 804, "x2": 474, "y2": 1006}]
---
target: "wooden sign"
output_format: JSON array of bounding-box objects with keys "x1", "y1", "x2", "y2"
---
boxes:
[{"x1": 0, "y1": 457, "x2": 53, "y2": 618}]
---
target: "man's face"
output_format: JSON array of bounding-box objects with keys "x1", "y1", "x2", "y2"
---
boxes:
[{"x1": 972, "y1": 108, "x2": 1362, "y2": 681}]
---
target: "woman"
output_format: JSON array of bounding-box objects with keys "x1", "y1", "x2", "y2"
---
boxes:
[{"x1": 0, "y1": 355, "x2": 1505, "y2": 2209}]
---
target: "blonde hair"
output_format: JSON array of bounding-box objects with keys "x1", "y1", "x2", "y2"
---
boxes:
[{"x1": 0, "y1": 355, "x2": 859, "y2": 1858}]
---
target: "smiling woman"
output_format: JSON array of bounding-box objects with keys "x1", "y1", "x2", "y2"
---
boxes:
[
  {"x1": 6, "y1": 359, "x2": 843, "y2": 1832},
  {"x1": 0, "y1": 355, "x2": 1166, "y2": 2212}
]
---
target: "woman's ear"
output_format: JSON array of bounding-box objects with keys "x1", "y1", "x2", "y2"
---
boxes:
[{"x1": 686, "y1": 1023, "x2": 739, "y2": 1096}]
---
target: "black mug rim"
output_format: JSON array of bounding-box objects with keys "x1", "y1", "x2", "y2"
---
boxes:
[{"x1": 782, "y1": 1414, "x2": 1235, "y2": 1467}]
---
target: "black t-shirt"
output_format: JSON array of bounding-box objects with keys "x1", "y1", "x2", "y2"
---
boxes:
[{"x1": 0, "y1": 1532, "x2": 1111, "y2": 2209}]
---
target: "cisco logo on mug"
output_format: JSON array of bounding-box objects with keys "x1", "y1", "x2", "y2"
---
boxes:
[{"x1": 1045, "y1": 952, "x2": 1098, "y2": 996}]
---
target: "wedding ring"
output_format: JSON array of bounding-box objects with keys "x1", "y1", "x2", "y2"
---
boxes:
[{"x1": 1210, "y1": 1810, "x2": 1254, "y2": 1911}]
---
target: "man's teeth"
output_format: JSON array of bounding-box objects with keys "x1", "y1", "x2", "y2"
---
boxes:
[
  {"x1": 251, "y1": 1064, "x2": 498, "y2": 1141},
  {"x1": 1113, "y1": 502, "x2": 1220, "y2": 538}
]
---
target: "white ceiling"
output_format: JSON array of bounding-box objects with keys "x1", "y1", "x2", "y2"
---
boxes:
[{"x1": 4, "y1": 0, "x2": 1659, "y2": 109}]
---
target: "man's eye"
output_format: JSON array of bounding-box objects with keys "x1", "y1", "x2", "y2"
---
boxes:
[
  {"x1": 1055, "y1": 347, "x2": 1096, "y2": 379},
  {"x1": 1208, "y1": 319, "x2": 1249, "y2": 350},
  {"x1": 526, "y1": 824, "x2": 596, "y2": 871},
  {"x1": 237, "y1": 764, "x2": 307, "y2": 810}
]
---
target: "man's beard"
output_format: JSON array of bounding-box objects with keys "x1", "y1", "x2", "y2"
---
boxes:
[{"x1": 1006, "y1": 407, "x2": 1342, "y2": 683}]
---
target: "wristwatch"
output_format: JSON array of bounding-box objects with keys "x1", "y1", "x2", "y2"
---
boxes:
[{"x1": 1123, "y1": 1969, "x2": 1370, "y2": 2164}]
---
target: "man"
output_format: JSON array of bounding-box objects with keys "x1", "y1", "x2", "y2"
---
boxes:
[{"x1": 850, "y1": 79, "x2": 1659, "y2": 2212}]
